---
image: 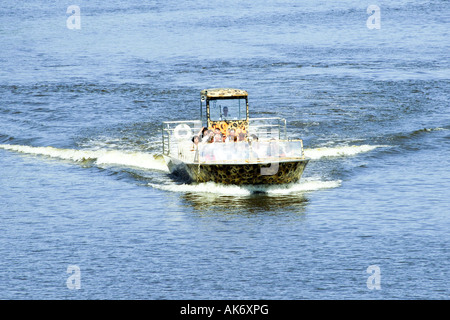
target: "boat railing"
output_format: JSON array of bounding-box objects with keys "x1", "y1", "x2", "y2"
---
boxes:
[
  {"x1": 248, "y1": 117, "x2": 287, "y2": 141},
  {"x1": 162, "y1": 118, "x2": 305, "y2": 164},
  {"x1": 195, "y1": 139, "x2": 305, "y2": 163},
  {"x1": 162, "y1": 120, "x2": 203, "y2": 159}
]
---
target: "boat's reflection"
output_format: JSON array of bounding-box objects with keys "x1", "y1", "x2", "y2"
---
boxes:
[{"x1": 180, "y1": 188, "x2": 309, "y2": 216}]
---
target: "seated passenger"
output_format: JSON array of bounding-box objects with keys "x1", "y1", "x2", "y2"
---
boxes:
[
  {"x1": 225, "y1": 128, "x2": 236, "y2": 143},
  {"x1": 198, "y1": 127, "x2": 208, "y2": 139},
  {"x1": 237, "y1": 132, "x2": 246, "y2": 142},
  {"x1": 201, "y1": 130, "x2": 214, "y2": 143},
  {"x1": 213, "y1": 133, "x2": 223, "y2": 143}
]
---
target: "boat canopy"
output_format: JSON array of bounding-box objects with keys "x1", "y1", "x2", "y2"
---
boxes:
[
  {"x1": 201, "y1": 88, "x2": 248, "y2": 99},
  {"x1": 200, "y1": 88, "x2": 249, "y2": 136}
]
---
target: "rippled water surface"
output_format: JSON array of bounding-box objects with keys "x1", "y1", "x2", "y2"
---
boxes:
[{"x1": 0, "y1": 1, "x2": 449, "y2": 299}]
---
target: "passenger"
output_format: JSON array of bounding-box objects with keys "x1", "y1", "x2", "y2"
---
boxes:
[
  {"x1": 237, "y1": 132, "x2": 246, "y2": 142},
  {"x1": 190, "y1": 135, "x2": 198, "y2": 159},
  {"x1": 191, "y1": 135, "x2": 200, "y2": 150},
  {"x1": 198, "y1": 127, "x2": 208, "y2": 139},
  {"x1": 213, "y1": 132, "x2": 223, "y2": 143},
  {"x1": 202, "y1": 130, "x2": 214, "y2": 143},
  {"x1": 191, "y1": 127, "x2": 207, "y2": 149},
  {"x1": 225, "y1": 128, "x2": 236, "y2": 143}
]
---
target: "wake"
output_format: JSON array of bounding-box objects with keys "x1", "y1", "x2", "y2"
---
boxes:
[
  {"x1": 0, "y1": 143, "x2": 387, "y2": 195},
  {"x1": 148, "y1": 178, "x2": 342, "y2": 196},
  {"x1": 303, "y1": 144, "x2": 386, "y2": 159},
  {"x1": 0, "y1": 144, "x2": 169, "y2": 172}
]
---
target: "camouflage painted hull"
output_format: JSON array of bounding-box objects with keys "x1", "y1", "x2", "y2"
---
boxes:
[{"x1": 164, "y1": 156, "x2": 309, "y2": 185}]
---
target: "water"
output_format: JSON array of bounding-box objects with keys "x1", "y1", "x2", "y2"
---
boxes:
[{"x1": 0, "y1": 0, "x2": 448, "y2": 299}]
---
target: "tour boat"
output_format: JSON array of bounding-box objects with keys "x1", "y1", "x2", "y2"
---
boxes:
[{"x1": 161, "y1": 88, "x2": 309, "y2": 185}]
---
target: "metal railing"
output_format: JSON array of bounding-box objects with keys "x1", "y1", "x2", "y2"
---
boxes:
[
  {"x1": 161, "y1": 118, "x2": 305, "y2": 164},
  {"x1": 162, "y1": 120, "x2": 202, "y2": 156},
  {"x1": 248, "y1": 117, "x2": 287, "y2": 141},
  {"x1": 195, "y1": 139, "x2": 305, "y2": 163}
]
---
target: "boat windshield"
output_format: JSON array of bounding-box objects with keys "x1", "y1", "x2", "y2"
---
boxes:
[{"x1": 209, "y1": 99, "x2": 246, "y2": 121}]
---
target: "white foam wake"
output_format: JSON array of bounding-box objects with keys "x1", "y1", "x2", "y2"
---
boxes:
[
  {"x1": 0, "y1": 144, "x2": 169, "y2": 172},
  {"x1": 148, "y1": 178, "x2": 341, "y2": 196},
  {"x1": 304, "y1": 144, "x2": 384, "y2": 160}
]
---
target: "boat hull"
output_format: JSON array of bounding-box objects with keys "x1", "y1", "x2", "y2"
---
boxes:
[{"x1": 164, "y1": 155, "x2": 309, "y2": 185}]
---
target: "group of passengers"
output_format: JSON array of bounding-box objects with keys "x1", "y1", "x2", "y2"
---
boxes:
[
  {"x1": 189, "y1": 127, "x2": 286, "y2": 161},
  {"x1": 192, "y1": 127, "x2": 251, "y2": 146}
]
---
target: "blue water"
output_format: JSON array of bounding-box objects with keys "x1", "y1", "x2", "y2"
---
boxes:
[{"x1": 0, "y1": 0, "x2": 449, "y2": 299}]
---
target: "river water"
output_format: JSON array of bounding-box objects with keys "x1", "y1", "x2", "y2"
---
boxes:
[{"x1": 0, "y1": 0, "x2": 448, "y2": 299}]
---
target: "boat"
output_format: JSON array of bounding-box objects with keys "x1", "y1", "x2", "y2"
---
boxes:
[{"x1": 161, "y1": 88, "x2": 309, "y2": 185}]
